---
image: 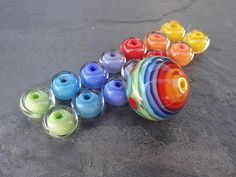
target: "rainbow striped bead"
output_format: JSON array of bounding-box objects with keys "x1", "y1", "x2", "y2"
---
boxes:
[{"x1": 126, "y1": 57, "x2": 189, "y2": 121}]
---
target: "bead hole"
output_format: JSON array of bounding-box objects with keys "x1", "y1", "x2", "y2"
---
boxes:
[
  {"x1": 110, "y1": 53, "x2": 115, "y2": 57},
  {"x1": 31, "y1": 93, "x2": 39, "y2": 99},
  {"x1": 179, "y1": 44, "x2": 186, "y2": 49},
  {"x1": 196, "y1": 32, "x2": 202, "y2": 36},
  {"x1": 171, "y1": 23, "x2": 177, "y2": 28},
  {"x1": 154, "y1": 34, "x2": 161, "y2": 38},
  {"x1": 131, "y1": 41, "x2": 137, "y2": 46},
  {"x1": 61, "y1": 79, "x2": 67, "y2": 83},
  {"x1": 54, "y1": 112, "x2": 63, "y2": 119},
  {"x1": 178, "y1": 78, "x2": 188, "y2": 94},
  {"x1": 83, "y1": 94, "x2": 91, "y2": 100},
  {"x1": 89, "y1": 65, "x2": 97, "y2": 72},
  {"x1": 115, "y1": 81, "x2": 123, "y2": 88},
  {"x1": 180, "y1": 80, "x2": 186, "y2": 88}
]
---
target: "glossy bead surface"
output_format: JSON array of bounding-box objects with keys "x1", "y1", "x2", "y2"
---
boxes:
[
  {"x1": 100, "y1": 49, "x2": 126, "y2": 74},
  {"x1": 79, "y1": 62, "x2": 109, "y2": 89},
  {"x1": 121, "y1": 59, "x2": 140, "y2": 79},
  {"x1": 160, "y1": 20, "x2": 185, "y2": 43},
  {"x1": 42, "y1": 105, "x2": 78, "y2": 138},
  {"x1": 183, "y1": 30, "x2": 210, "y2": 54},
  {"x1": 167, "y1": 42, "x2": 194, "y2": 66},
  {"x1": 126, "y1": 57, "x2": 189, "y2": 121},
  {"x1": 71, "y1": 89, "x2": 104, "y2": 119},
  {"x1": 102, "y1": 77, "x2": 127, "y2": 106},
  {"x1": 20, "y1": 88, "x2": 55, "y2": 119},
  {"x1": 144, "y1": 31, "x2": 170, "y2": 51},
  {"x1": 51, "y1": 71, "x2": 81, "y2": 100},
  {"x1": 145, "y1": 50, "x2": 166, "y2": 58},
  {"x1": 120, "y1": 37, "x2": 146, "y2": 61}
]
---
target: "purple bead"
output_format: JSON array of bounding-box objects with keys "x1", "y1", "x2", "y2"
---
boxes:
[
  {"x1": 100, "y1": 49, "x2": 126, "y2": 74},
  {"x1": 79, "y1": 62, "x2": 109, "y2": 89},
  {"x1": 102, "y1": 77, "x2": 127, "y2": 106},
  {"x1": 121, "y1": 59, "x2": 140, "y2": 79}
]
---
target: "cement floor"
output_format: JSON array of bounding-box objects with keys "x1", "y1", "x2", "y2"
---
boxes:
[{"x1": 0, "y1": 0, "x2": 236, "y2": 176}]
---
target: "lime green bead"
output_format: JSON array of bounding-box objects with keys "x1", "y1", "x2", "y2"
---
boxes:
[
  {"x1": 25, "y1": 90, "x2": 51, "y2": 114},
  {"x1": 47, "y1": 110, "x2": 76, "y2": 136},
  {"x1": 20, "y1": 88, "x2": 55, "y2": 119},
  {"x1": 43, "y1": 106, "x2": 78, "y2": 138}
]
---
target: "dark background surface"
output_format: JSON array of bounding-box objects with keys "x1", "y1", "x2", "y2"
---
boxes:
[{"x1": 0, "y1": 0, "x2": 236, "y2": 176}]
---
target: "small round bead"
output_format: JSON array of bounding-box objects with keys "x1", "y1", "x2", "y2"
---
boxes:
[
  {"x1": 20, "y1": 88, "x2": 55, "y2": 119},
  {"x1": 167, "y1": 42, "x2": 194, "y2": 66},
  {"x1": 145, "y1": 50, "x2": 166, "y2": 58},
  {"x1": 51, "y1": 71, "x2": 81, "y2": 100},
  {"x1": 121, "y1": 59, "x2": 140, "y2": 79},
  {"x1": 42, "y1": 105, "x2": 78, "y2": 138},
  {"x1": 71, "y1": 89, "x2": 104, "y2": 119},
  {"x1": 144, "y1": 31, "x2": 170, "y2": 51},
  {"x1": 183, "y1": 30, "x2": 210, "y2": 54},
  {"x1": 160, "y1": 20, "x2": 185, "y2": 43},
  {"x1": 100, "y1": 49, "x2": 126, "y2": 74},
  {"x1": 102, "y1": 77, "x2": 127, "y2": 106},
  {"x1": 120, "y1": 37, "x2": 146, "y2": 61},
  {"x1": 79, "y1": 62, "x2": 109, "y2": 89}
]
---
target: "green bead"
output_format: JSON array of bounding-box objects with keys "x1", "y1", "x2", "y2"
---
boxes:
[
  {"x1": 20, "y1": 88, "x2": 55, "y2": 119},
  {"x1": 43, "y1": 106, "x2": 78, "y2": 137},
  {"x1": 25, "y1": 90, "x2": 51, "y2": 114}
]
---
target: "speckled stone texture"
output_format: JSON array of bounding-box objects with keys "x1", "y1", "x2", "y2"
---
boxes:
[{"x1": 0, "y1": 0, "x2": 236, "y2": 177}]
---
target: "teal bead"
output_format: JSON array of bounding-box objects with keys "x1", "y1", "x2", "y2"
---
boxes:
[
  {"x1": 72, "y1": 89, "x2": 104, "y2": 119},
  {"x1": 51, "y1": 71, "x2": 81, "y2": 100}
]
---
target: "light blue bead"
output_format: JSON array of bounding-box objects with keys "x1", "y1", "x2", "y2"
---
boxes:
[
  {"x1": 51, "y1": 71, "x2": 81, "y2": 100},
  {"x1": 102, "y1": 77, "x2": 127, "y2": 106},
  {"x1": 79, "y1": 62, "x2": 109, "y2": 89},
  {"x1": 100, "y1": 49, "x2": 126, "y2": 74},
  {"x1": 72, "y1": 89, "x2": 104, "y2": 119}
]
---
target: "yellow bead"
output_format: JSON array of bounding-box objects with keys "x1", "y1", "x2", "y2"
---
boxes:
[
  {"x1": 160, "y1": 20, "x2": 185, "y2": 43},
  {"x1": 183, "y1": 30, "x2": 210, "y2": 54}
]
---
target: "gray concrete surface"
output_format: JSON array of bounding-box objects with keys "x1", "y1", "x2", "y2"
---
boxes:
[{"x1": 0, "y1": 0, "x2": 236, "y2": 176}]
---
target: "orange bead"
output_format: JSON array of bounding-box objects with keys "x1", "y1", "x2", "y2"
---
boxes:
[
  {"x1": 167, "y1": 42, "x2": 194, "y2": 66},
  {"x1": 144, "y1": 31, "x2": 170, "y2": 51}
]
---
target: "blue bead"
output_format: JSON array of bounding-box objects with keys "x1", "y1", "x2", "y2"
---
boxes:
[
  {"x1": 79, "y1": 62, "x2": 109, "y2": 89},
  {"x1": 121, "y1": 59, "x2": 140, "y2": 79},
  {"x1": 71, "y1": 89, "x2": 104, "y2": 119},
  {"x1": 102, "y1": 77, "x2": 127, "y2": 106},
  {"x1": 51, "y1": 71, "x2": 81, "y2": 100},
  {"x1": 100, "y1": 49, "x2": 126, "y2": 74}
]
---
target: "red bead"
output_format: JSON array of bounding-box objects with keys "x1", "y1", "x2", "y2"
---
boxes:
[
  {"x1": 120, "y1": 37, "x2": 146, "y2": 61},
  {"x1": 145, "y1": 50, "x2": 166, "y2": 58},
  {"x1": 128, "y1": 97, "x2": 138, "y2": 110}
]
